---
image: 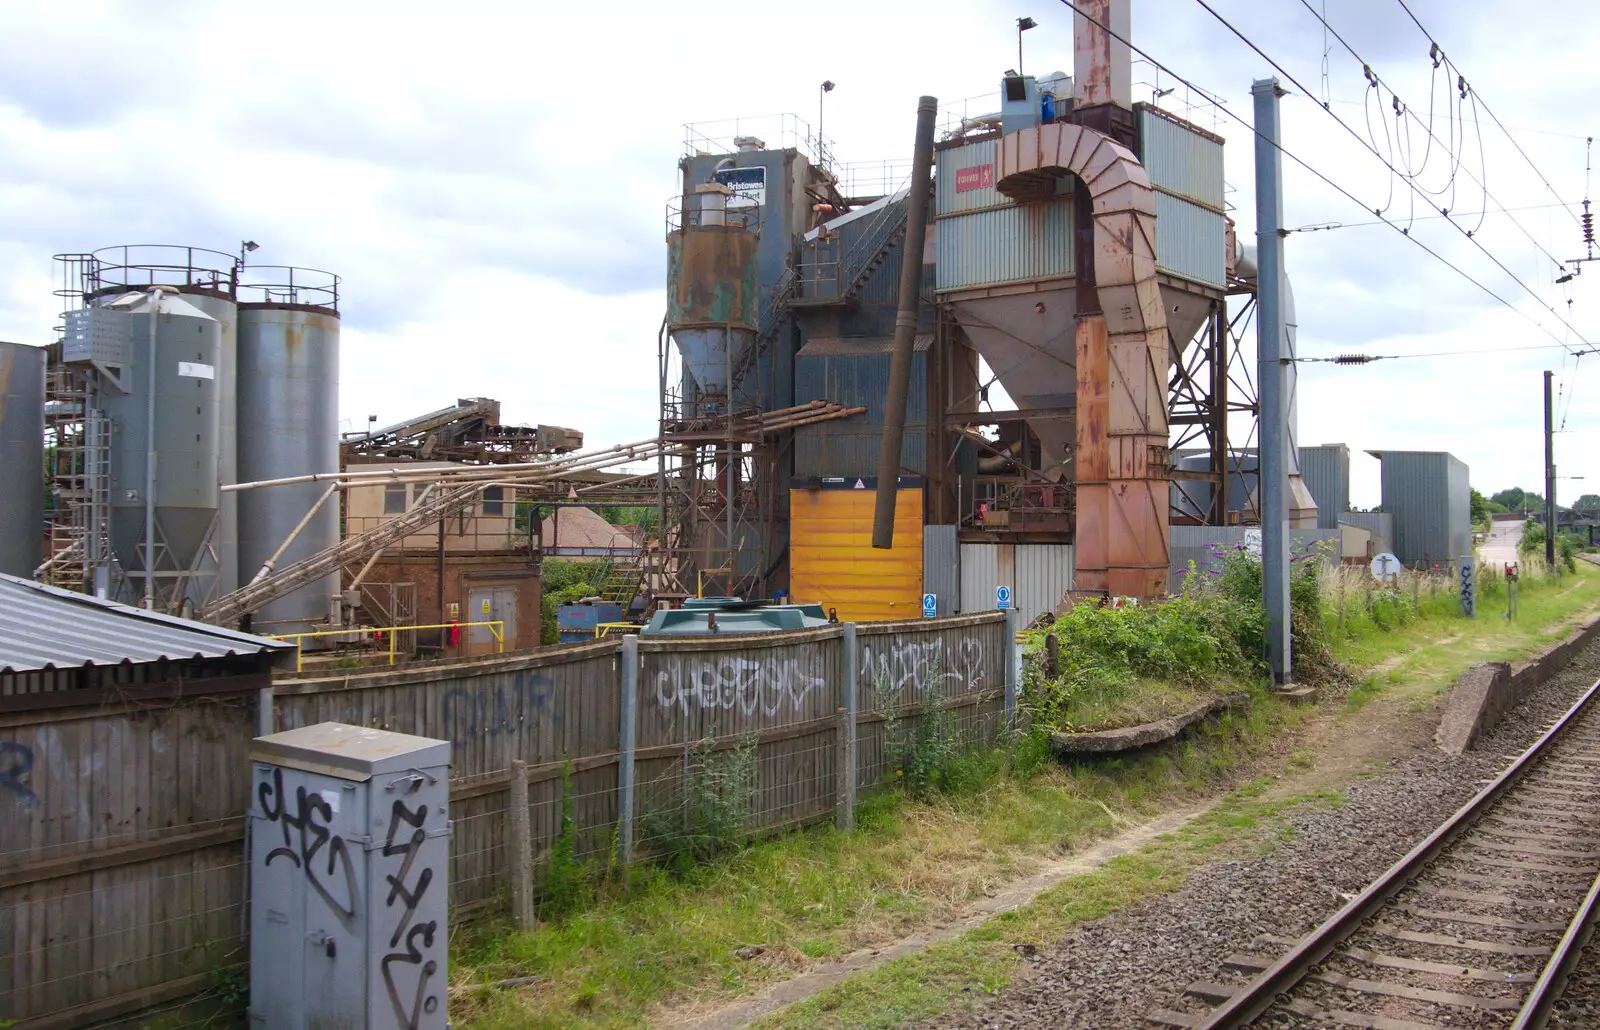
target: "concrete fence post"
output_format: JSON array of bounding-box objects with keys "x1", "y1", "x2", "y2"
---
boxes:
[
  {"x1": 1004, "y1": 610, "x2": 1020, "y2": 736},
  {"x1": 508, "y1": 758, "x2": 536, "y2": 931},
  {"x1": 837, "y1": 623, "x2": 858, "y2": 831},
  {"x1": 256, "y1": 686, "x2": 274, "y2": 737},
  {"x1": 618, "y1": 634, "x2": 639, "y2": 864}
]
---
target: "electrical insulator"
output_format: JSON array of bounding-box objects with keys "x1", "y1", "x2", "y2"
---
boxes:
[
  {"x1": 1333, "y1": 354, "x2": 1375, "y2": 365},
  {"x1": 1583, "y1": 211, "x2": 1595, "y2": 247}
]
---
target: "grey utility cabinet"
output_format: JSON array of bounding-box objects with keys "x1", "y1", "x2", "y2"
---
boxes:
[{"x1": 249, "y1": 722, "x2": 451, "y2": 1030}]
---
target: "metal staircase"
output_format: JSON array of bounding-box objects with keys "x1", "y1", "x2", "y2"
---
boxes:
[{"x1": 791, "y1": 190, "x2": 910, "y2": 308}]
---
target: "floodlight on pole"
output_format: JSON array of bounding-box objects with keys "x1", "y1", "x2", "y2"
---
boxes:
[{"x1": 1016, "y1": 16, "x2": 1037, "y2": 75}]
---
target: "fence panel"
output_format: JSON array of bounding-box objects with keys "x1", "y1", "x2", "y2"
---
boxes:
[
  {"x1": 854, "y1": 613, "x2": 1008, "y2": 789},
  {"x1": 634, "y1": 627, "x2": 845, "y2": 853},
  {"x1": 273, "y1": 640, "x2": 623, "y2": 914},
  {"x1": 0, "y1": 695, "x2": 256, "y2": 1022}
]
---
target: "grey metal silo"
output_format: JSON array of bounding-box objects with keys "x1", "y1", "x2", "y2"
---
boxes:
[
  {"x1": 236, "y1": 267, "x2": 341, "y2": 635},
  {"x1": 75, "y1": 246, "x2": 241, "y2": 602},
  {"x1": 0, "y1": 342, "x2": 45, "y2": 578},
  {"x1": 177, "y1": 289, "x2": 240, "y2": 597},
  {"x1": 86, "y1": 291, "x2": 223, "y2": 608}
]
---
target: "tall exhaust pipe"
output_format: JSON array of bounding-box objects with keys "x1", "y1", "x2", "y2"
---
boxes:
[{"x1": 872, "y1": 95, "x2": 938, "y2": 549}]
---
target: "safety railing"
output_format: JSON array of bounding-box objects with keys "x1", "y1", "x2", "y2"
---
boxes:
[{"x1": 271, "y1": 620, "x2": 505, "y2": 672}]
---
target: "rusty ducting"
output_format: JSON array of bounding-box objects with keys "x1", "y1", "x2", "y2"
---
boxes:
[
  {"x1": 996, "y1": 121, "x2": 1171, "y2": 598},
  {"x1": 871, "y1": 95, "x2": 938, "y2": 550}
]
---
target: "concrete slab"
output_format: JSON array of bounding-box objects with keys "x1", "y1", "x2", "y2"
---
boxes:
[{"x1": 1051, "y1": 693, "x2": 1247, "y2": 756}]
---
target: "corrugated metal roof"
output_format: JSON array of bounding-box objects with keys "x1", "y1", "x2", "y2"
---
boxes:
[{"x1": 0, "y1": 573, "x2": 292, "y2": 673}]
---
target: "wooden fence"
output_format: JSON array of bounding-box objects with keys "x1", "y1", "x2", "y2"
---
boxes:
[{"x1": 0, "y1": 613, "x2": 1014, "y2": 1026}]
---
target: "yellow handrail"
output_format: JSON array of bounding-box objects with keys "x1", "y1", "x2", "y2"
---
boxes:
[
  {"x1": 271, "y1": 620, "x2": 505, "y2": 672},
  {"x1": 593, "y1": 622, "x2": 639, "y2": 639}
]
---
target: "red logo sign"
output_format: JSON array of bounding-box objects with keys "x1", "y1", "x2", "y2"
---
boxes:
[{"x1": 954, "y1": 164, "x2": 994, "y2": 193}]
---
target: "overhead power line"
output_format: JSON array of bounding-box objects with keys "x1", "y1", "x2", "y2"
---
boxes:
[
  {"x1": 1188, "y1": 0, "x2": 1590, "y2": 351},
  {"x1": 1293, "y1": 0, "x2": 1571, "y2": 273},
  {"x1": 1052, "y1": 0, "x2": 1589, "y2": 351},
  {"x1": 1393, "y1": 0, "x2": 1584, "y2": 226}
]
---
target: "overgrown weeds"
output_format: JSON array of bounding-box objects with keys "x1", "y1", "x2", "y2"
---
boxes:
[{"x1": 637, "y1": 733, "x2": 759, "y2": 876}]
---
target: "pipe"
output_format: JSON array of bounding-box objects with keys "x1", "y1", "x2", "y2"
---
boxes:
[
  {"x1": 872, "y1": 95, "x2": 938, "y2": 549},
  {"x1": 143, "y1": 287, "x2": 166, "y2": 609},
  {"x1": 247, "y1": 482, "x2": 339, "y2": 585}
]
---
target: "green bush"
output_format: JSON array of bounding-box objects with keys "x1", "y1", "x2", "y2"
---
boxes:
[
  {"x1": 540, "y1": 559, "x2": 609, "y2": 645},
  {"x1": 637, "y1": 735, "x2": 758, "y2": 876},
  {"x1": 886, "y1": 679, "x2": 962, "y2": 800}
]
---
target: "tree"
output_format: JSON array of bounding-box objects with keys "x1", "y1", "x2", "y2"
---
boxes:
[
  {"x1": 1491, "y1": 487, "x2": 1544, "y2": 512},
  {"x1": 1573, "y1": 493, "x2": 1600, "y2": 511},
  {"x1": 1470, "y1": 488, "x2": 1491, "y2": 525}
]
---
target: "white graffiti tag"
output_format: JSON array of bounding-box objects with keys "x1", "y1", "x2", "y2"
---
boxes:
[
  {"x1": 655, "y1": 658, "x2": 825, "y2": 716},
  {"x1": 858, "y1": 636, "x2": 985, "y2": 699}
]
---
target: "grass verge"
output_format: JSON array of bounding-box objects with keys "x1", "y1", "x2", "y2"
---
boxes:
[
  {"x1": 450, "y1": 689, "x2": 1302, "y2": 1029},
  {"x1": 452, "y1": 563, "x2": 1600, "y2": 1030},
  {"x1": 1330, "y1": 562, "x2": 1600, "y2": 712},
  {"x1": 749, "y1": 782, "x2": 1344, "y2": 1030}
]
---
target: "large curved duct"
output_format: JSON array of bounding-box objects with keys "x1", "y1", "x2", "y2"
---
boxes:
[{"x1": 996, "y1": 121, "x2": 1171, "y2": 597}]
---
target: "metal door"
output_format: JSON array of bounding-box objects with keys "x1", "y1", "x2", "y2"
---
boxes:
[{"x1": 467, "y1": 585, "x2": 517, "y2": 653}]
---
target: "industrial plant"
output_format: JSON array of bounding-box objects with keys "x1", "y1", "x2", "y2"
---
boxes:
[{"x1": 0, "y1": 0, "x2": 1476, "y2": 656}]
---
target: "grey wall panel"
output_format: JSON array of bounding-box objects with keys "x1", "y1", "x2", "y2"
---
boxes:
[
  {"x1": 959, "y1": 542, "x2": 998, "y2": 616},
  {"x1": 1298, "y1": 444, "x2": 1351, "y2": 530},
  {"x1": 1016, "y1": 544, "x2": 1074, "y2": 626},
  {"x1": 0, "y1": 342, "x2": 44, "y2": 578},
  {"x1": 1152, "y1": 192, "x2": 1226, "y2": 290},
  {"x1": 922, "y1": 525, "x2": 959, "y2": 616},
  {"x1": 935, "y1": 201, "x2": 1075, "y2": 292},
  {"x1": 1374, "y1": 450, "x2": 1471, "y2": 564},
  {"x1": 1136, "y1": 107, "x2": 1225, "y2": 211}
]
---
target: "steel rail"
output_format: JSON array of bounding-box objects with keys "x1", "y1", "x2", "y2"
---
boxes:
[
  {"x1": 1513, "y1": 863, "x2": 1600, "y2": 1029},
  {"x1": 1196, "y1": 676, "x2": 1600, "y2": 1029}
]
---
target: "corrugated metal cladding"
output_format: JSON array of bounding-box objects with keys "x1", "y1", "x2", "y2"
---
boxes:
[
  {"x1": 1298, "y1": 445, "x2": 1351, "y2": 530},
  {"x1": 795, "y1": 428, "x2": 927, "y2": 479},
  {"x1": 922, "y1": 525, "x2": 959, "y2": 616},
  {"x1": 1340, "y1": 511, "x2": 1394, "y2": 554},
  {"x1": 1167, "y1": 528, "x2": 1342, "y2": 593},
  {"x1": 0, "y1": 572, "x2": 291, "y2": 673},
  {"x1": 790, "y1": 488, "x2": 923, "y2": 622},
  {"x1": 794, "y1": 336, "x2": 929, "y2": 478},
  {"x1": 1153, "y1": 192, "x2": 1226, "y2": 290},
  {"x1": 957, "y1": 543, "x2": 1074, "y2": 626},
  {"x1": 959, "y1": 543, "x2": 998, "y2": 616},
  {"x1": 1136, "y1": 107, "x2": 1225, "y2": 211},
  {"x1": 1372, "y1": 451, "x2": 1471, "y2": 564},
  {"x1": 935, "y1": 201, "x2": 1075, "y2": 292},
  {"x1": 935, "y1": 139, "x2": 1004, "y2": 215}
]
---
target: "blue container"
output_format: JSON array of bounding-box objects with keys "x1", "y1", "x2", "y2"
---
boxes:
[{"x1": 557, "y1": 601, "x2": 625, "y2": 642}]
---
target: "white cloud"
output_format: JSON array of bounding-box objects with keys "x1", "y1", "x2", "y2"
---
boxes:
[{"x1": 0, "y1": 0, "x2": 1595, "y2": 514}]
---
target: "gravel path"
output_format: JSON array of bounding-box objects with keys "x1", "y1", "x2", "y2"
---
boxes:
[{"x1": 926, "y1": 639, "x2": 1600, "y2": 1030}]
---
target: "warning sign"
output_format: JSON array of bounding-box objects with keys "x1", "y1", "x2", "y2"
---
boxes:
[
  {"x1": 853, "y1": 478, "x2": 866, "y2": 489},
  {"x1": 954, "y1": 164, "x2": 994, "y2": 193},
  {"x1": 481, "y1": 599, "x2": 491, "y2": 616}
]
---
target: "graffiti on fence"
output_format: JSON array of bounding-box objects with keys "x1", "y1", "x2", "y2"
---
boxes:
[
  {"x1": 654, "y1": 656, "x2": 826, "y2": 716},
  {"x1": 859, "y1": 635, "x2": 985, "y2": 700},
  {"x1": 258, "y1": 766, "x2": 361, "y2": 927},
  {"x1": 440, "y1": 671, "x2": 558, "y2": 747},
  {"x1": 380, "y1": 795, "x2": 442, "y2": 1030},
  {"x1": 0, "y1": 741, "x2": 39, "y2": 808}
]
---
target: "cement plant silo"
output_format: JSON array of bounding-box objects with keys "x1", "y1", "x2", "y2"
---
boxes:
[
  {"x1": 81, "y1": 246, "x2": 242, "y2": 596},
  {"x1": 79, "y1": 291, "x2": 223, "y2": 608},
  {"x1": 0, "y1": 342, "x2": 45, "y2": 578},
  {"x1": 667, "y1": 183, "x2": 759, "y2": 410},
  {"x1": 235, "y1": 267, "x2": 341, "y2": 635}
]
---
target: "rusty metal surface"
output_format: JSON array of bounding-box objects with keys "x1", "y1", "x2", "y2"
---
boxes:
[
  {"x1": 666, "y1": 226, "x2": 760, "y2": 330},
  {"x1": 994, "y1": 120, "x2": 1169, "y2": 597}
]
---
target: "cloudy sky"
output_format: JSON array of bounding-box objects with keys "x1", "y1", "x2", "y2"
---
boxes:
[{"x1": 1, "y1": 0, "x2": 1594, "y2": 507}]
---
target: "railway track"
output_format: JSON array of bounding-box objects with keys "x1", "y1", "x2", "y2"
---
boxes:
[{"x1": 1151, "y1": 678, "x2": 1600, "y2": 1030}]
